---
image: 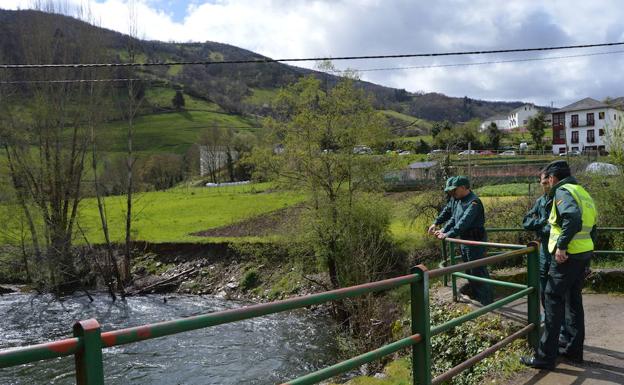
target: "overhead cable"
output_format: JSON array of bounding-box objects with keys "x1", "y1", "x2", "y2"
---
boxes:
[{"x1": 1, "y1": 41, "x2": 623, "y2": 69}]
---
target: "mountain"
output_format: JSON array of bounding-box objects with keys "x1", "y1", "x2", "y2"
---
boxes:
[{"x1": 0, "y1": 9, "x2": 533, "y2": 123}]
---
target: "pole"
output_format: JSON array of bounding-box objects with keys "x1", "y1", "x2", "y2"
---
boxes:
[
  {"x1": 450, "y1": 242, "x2": 458, "y2": 301},
  {"x1": 74, "y1": 319, "x2": 105, "y2": 385},
  {"x1": 526, "y1": 242, "x2": 541, "y2": 351},
  {"x1": 441, "y1": 240, "x2": 448, "y2": 286},
  {"x1": 411, "y1": 265, "x2": 431, "y2": 385}
]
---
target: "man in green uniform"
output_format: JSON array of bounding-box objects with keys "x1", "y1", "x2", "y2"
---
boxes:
[
  {"x1": 522, "y1": 171, "x2": 553, "y2": 307},
  {"x1": 431, "y1": 176, "x2": 494, "y2": 305},
  {"x1": 522, "y1": 160, "x2": 597, "y2": 369}
]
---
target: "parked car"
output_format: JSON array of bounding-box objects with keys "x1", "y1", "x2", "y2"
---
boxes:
[
  {"x1": 478, "y1": 150, "x2": 495, "y2": 155},
  {"x1": 398, "y1": 150, "x2": 412, "y2": 156},
  {"x1": 458, "y1": 150, "x2": 477, "y2": 156},
  {"x1": 353, "y1": 145, "x2": 372, "y2": 155},
  {"x1": 427, "y1": 149, "x2": 445, "y2": 156},
  {"x1": 559, "y1": 150, "x2": 581, "y2": 157},
  {"x1": 498, "y1": 150, "x2": 516, "y2": 156}
]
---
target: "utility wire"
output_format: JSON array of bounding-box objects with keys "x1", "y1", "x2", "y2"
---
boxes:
[
  {"x1": 1, "y1": 41, "x2": 623, "y2": 69},
  {"x1": 326, "y1": 49, "x2": 624, "y2": 73},
  {"x1": 3, "y1": 49, "x2": 624, "y2": 84},
  {"x1": 0, "y1": 78, "x2": 140, "y2": 84}
]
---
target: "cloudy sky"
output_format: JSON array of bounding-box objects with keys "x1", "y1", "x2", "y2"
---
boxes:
[{"x1": 3, "y1": 0, "x2": 624, "y2": 107}]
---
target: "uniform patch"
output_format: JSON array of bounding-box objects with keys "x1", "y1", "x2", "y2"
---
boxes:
[
  {"x1": 556, "y1": 199, "x2": 563, "y2": 205},
  {"x1": 472, "y1": 201, "x2": 478, "y2": 205}
]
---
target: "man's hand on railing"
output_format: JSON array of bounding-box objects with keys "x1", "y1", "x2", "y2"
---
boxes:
[
  {"x1": 436, "y1": 231, "x2": 448, "y2": 240},
  {"x1": 428, "y1": 224, "x2": 437, "y2": 235}
]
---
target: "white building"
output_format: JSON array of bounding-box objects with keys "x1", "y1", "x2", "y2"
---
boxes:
[
  {"x1": 551, "y1": 97, "x2": 624, "y2": 155},
  {"x1": 480, "y1": 114, "x2": 510, "y2": 131},
  {"x1": 508, "y1": 104, "x2": 539, "y2": 129}
]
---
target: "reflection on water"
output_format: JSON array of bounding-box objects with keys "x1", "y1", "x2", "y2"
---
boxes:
[{"x1": 0, "y1": 292, "x2": 338, "y2": 385}]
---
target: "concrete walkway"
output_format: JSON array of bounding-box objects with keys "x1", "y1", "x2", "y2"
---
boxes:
[{"x1": 499, "y1": 293, "x2": 624, "y2": 385}]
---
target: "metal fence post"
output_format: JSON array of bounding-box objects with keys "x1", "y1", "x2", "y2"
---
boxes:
[
  {"x1": 411, "y1": 265, "x2": 431, "y2": 385},
  {"x1": 441, "y1": 240, "x2": 448, "y2": 287},
  {"x1": 74, "y1": 319, "x2": 105, "y2": 385},
  {"x1": 449, "y1": 242, "x2": 458, "y2": 301},
  {"x1": 526, "y1": 242, "x2": 541, "y2": 351}
]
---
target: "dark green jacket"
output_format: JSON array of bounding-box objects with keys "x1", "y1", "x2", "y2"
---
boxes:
[
  {"x1": 434, "y1": 197, "x2": 455, "y2": 226},
  {"x1": 549, "y1": 176, "x2": 597, "y2": 257},
  {"x1": 441, "y1": 191, "x2": 486, "y2": 240},
  {"x1": 522, "y1": 193, "x2": 552, "y2": 244}
]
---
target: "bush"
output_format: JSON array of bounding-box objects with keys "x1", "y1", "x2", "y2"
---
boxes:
[{"x1": 239, "y1": 268, "x2": 259, "y2": 291}]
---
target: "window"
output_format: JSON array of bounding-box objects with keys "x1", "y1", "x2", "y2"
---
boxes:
[
  {"x1": 523, "y1": 119, "x2": 527, "y2": 125},
  {"x1": 553, "y1": 113, "x2": 565, "y2": 126},
  {"x1": 571, "y1": 131, "x2": 579, "y2": 143},
  {"x1": 558, "y1": 130, "x2": 566, "y2": 140},
  {"x1": 559, "y1": 147, "x2": 566, "y2": 154},
  {"x1": 599, "y1": 111, "x2": 605, "y2": 119},
  {"x1": 599, "y1": 129, "x2": 605, "y2": 136},
  {"x1": 587, "y1": 113, "x2": 594, "y2": 126},
  {"x1": 572, "y1": 147, "x2": 579, "y2": 151},
  {"x1": 587, "y1": 130, "x2": 595, "y2": 143},
  {"x1": 571, "y1": 114, "x2": 579, "y2": 127},
  {"x1": 615, "y1": 114, "x2": 617, "y2": 120}
]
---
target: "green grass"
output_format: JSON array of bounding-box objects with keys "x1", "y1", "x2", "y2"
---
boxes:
[
  {"x1": 382, "y1": 110, "x2": 433, "y2": 131},
  {"x1": 99, "y1": 110, "x2": 256, "y2": 155},
  {"x1": 244, "y1": 88, "x2": 279, "y2": 105},
  {"x1": 75, "y1": 182, "x2": 305, "y2": 243},
  {"x1": 475, "y1": 183, "x2": 532, "y2": 197},
  {"x1": 144, "y1": 87, "x2": 222, "y2": 111}
]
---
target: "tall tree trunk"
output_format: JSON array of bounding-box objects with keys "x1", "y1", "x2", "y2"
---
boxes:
[{"x1": 91, "y1": 123, "x2": 124, "y2": 298}]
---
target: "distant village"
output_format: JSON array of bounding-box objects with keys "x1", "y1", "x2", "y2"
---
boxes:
[{"x1": 480, "y1": 97, "x2": 624, "y2": 155}]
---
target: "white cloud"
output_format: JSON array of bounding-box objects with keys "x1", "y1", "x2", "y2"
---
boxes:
[{"x1": 2, "y1": 0, "x2": 624, "y2": 106}]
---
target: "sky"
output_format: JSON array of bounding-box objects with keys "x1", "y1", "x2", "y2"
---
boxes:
[{"x1": 3, "y1": 0, "x2": 624, "y2": 107}]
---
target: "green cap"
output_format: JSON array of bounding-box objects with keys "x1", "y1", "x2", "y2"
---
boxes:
[
  {"x1": 444, "y1": 176, "x2": 470, "y2": 192},
  {"x1": 542, "y1": 160, "x2": 570, "y2": 176}
]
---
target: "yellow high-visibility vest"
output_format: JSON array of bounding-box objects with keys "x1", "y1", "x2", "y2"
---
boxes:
[{"x1": 548, "y1": 183, "x2": 597, "y2": 254}]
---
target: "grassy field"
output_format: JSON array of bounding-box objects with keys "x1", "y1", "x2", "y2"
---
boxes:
[
  {"x1": 244, "y1": 88, "x2": 280, "y2": 106},
  {"x1": 144, "y1": 87, "x2": 223, "y2": 111},
  {"x1": 475, "y1": 183, "x2": 533, "y2": 197},
  {"x1": 99, "y1": 110, "x2": 257, "y2": 155},
  {"x1": 75, "y1": 182, "x2": 305, "y2": 243},
  {"x1": 382, "y1": 110, "x2": 433, "y2": 130}
]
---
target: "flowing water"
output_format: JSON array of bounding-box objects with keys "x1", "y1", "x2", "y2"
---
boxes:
[{"x1": 0, "y1": 292, "x2": 338, "y2": 385}]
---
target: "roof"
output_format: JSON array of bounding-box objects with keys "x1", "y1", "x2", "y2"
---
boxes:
[
  {"x1": 409, "y1": 161, "x2": 438, "y2": 169},
  {"x1": 510, "y1": 104, "x2": 534, "y2": 113},
  {"x1": 483, "y1": 113, "x2": 508, "y2": 121},
  {"x1": 554, "y1": 97, "x2": 610, "y2": 113}
]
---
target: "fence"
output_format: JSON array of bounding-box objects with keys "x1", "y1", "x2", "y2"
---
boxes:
[
  {"x1": 441, "y1": 227, "x2": 624, "y2": 301},
  {"x1": 0, "y1": 239, "x2": 541, "y2": 385}
]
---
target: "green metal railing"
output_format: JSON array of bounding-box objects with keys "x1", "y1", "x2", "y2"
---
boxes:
[
  {"x1": 0, "y1": 241, "x2": 540, "y2": 385},
  {"x1": 440, "y1": 227, "x2": 624, "y2": 299}
]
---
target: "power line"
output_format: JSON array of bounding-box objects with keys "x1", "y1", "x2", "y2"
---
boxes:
[
  {"x1": 0, "y1": 78, "x2": 140, "y2": 84},
  {"x1": 3, "y1": 49, "x2": 623, "y2": 83},
  {"x1": 1, "y1": 41, "x2": 624, "y2": 69},
  {"x1": 326, "y1": 49, "x2": 624, "y2": 73},
  {"x1": 4, "y1": 47, "x2": 624, "y2": 85}
]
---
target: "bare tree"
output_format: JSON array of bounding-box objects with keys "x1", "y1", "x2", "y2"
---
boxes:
[
  {"x1": 0, "y1": 1, "x2": 109, "y2": 291},
  {"x1": 122, "y1": 0, "x2": 144, "y2": 283}
]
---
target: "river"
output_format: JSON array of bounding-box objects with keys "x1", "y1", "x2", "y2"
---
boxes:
[{"x1": 0, "y1": 292, "x2": 339, "y2": 385}]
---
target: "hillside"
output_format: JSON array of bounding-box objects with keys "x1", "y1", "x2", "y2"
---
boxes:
[{"x1": 0, "y1": 9, "x2": 536, "y2": 123}]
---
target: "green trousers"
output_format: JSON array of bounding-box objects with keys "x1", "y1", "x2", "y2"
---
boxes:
[
  {"x1": 460, "y1": 244, "x2": 494, "y2": 306},
  {"x1": 537, "y1": 257, "x2": 589, "y2": 363}
]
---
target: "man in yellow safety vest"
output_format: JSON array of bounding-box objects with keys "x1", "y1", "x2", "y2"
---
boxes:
[{"x1": 521, "y1": 160, "x2": 597, "y2": 370}]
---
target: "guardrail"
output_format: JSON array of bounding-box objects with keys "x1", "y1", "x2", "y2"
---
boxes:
[
  {"x1": 440, "y1": 227, "x2": 624, "y2": 301},
  {"x1": 0, "y1": 241, "x2": 541, "y2": 385}
]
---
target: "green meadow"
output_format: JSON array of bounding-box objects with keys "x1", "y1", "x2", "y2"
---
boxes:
[{"x1": 76, "y1": 183, "x2": 305, "y2": 243}]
